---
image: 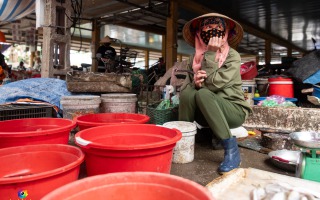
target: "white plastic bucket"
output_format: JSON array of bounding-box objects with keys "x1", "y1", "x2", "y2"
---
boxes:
[
  {"x1": 242, "y1": 80, "x2": 256, "y2": 106},
  {"x1": 100, "y1": 93, "x2": 137, "y2": 113},
  {"x1": 60, "y1": 95, "x2": 101, "y2": 120},
  {"x1": 162, "y1": 121, "x2": 197, "y2": 164}
]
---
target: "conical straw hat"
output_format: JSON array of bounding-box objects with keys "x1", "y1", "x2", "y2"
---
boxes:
[
  {"x1": 182, "y1": 13, "x2": 243, "y2": 49},
  {"x1": 100, "y1": 35, "x2": 112, "y2": 43}
]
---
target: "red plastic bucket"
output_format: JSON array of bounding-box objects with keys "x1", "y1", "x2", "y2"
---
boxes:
[
  {"x1": 268, "y1": 77, "x2": 294, "y2": 98},
  {"x1": 240, "y1": 61, "x2": 257, "y2": 80},
  {"x1": 43, "y1": 172, "x2": 214, "y2": 200},
  {"x1": 0, "y1": 118, "x2": 76, "y2": 148},
  {"x1": 75, "y1": 124, "x2": 182, "y2": 176},
  {"x1": 0, "y1": 144, "x2": 84, "y2": 199},
  {"x1": 75, "y1": 112, "x2": 150, "y2": 130}
]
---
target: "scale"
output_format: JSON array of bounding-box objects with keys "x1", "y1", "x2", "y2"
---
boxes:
[
  {"x1": 290, "y1": 132, "x2": 320, "y2": 182},
  {"x1": 296, "y1": 147, "x2": 320, "y2": 182}
]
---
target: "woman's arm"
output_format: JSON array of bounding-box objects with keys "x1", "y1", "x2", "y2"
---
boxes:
[{"x1": 203, "y1": 50, "x2": 241, "y2": 92}]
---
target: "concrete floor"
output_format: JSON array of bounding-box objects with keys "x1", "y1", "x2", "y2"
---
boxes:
[
  {"x1": 170, "y1": 141, "x2": 295, "y2": 186},
  {"x1": 76, "y1": 131, "x2": 295, "y2": 186}
]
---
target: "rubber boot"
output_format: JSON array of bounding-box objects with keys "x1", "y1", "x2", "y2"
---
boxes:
[{"x1": 218, "y1": 136, "x2": 241, "y2": 174}]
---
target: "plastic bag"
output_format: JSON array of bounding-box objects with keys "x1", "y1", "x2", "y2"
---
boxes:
[
  {"x1": 257, "y1": 95, "x2": 296, "y2": 107},
  {"x1": 156, "y1": 85, "x2": 179, "y2": 110},
  {"x1": 156, "y1": 99, "x2": 171, "y2": 110},
  {"x1": 171, "y1": 95, "x2": 179, "y2": 106}
]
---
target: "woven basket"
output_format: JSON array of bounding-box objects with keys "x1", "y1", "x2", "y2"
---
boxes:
[{"x1": 146, "y1": 102, "x2": 178, "y2": 125}]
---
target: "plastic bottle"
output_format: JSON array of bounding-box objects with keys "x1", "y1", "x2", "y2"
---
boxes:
[{"x1": 254, "y1": 89, "x2": 260, "y2": 98}]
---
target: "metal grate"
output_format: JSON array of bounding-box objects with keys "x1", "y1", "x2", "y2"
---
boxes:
[{"x1": 0, "y1": 104, "x2": 56, "y2": 121}]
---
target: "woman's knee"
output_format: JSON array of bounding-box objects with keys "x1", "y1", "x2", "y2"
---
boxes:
[
  {"x1": 195, "y1": 88, "x2": 216, "y2": 103},
  {"x1": 180, "y1": 87, "x2": 196, "y2": 104}
]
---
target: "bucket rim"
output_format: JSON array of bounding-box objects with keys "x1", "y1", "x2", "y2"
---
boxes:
[
  {"x1": 162, "y1": 121, "x2": 197, "y2": 133},
  {"x1": 43, "y1": 171, "x2": 213, "y2": 200},
  {"x1": 60, "y1": 95, "x2": 101, "y2": 105},
  {"x1": 74, "y1": 124, "x2": 182, "y2": 150},
  {"x1": 268, "y1": 77, "x2": 293, "y2": 81},
  {"x1": 268, "y1": 81, "x2": 293, "y2": 84},
  {"x1": 61, "y1": 95, "x2": 101, "y2": 100},
  {"x1": 101, "y1": 93, "x2": 137, "y2": 96},
  {"x1": 242, "y1": 80, "x2": 256, "y2": 82},
  {"x1": 0, "y1": 144, "x2": 84, "y2": 184},
  {"x1": 75, "y1": 113, "x2": 150, "y2": 127},
  {"x1": 0, "y1": 118, "x2": 76, "y2": 137}
]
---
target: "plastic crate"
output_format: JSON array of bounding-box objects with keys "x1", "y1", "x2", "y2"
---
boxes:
[{"x1": 0, "y1": 104, "x2": 56, "y2": 121}]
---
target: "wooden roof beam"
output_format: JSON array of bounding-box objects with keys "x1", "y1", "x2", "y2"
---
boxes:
[{"x1": 107, "y1": 22, "x2": 166, "y2": 35}]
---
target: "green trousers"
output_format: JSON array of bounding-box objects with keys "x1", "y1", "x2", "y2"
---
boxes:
[{"x1": 179, "y1": 85, "x2": 246, "y2": 139}]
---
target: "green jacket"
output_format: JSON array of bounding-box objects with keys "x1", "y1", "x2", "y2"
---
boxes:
[{"x1": 181, "y1": 48, "x2": 252, "y2": 117}]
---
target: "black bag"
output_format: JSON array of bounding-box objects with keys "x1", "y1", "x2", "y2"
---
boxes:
[{"x1": 286, "y1": 50, "x2": 320, "y2": 82}]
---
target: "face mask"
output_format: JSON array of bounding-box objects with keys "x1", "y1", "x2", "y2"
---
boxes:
[{"x1": 200, "y1": 29, "x2": 226, "y2": 45}]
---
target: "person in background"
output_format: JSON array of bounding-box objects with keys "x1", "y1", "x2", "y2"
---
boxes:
[
  {"x1": 0, "y1": 64, "x2": 5, "y2": 82},
  {"x1": 96, "y1": 35, "x2": 117, "y2": 72},
  {"x1": 34, "y1": 57, "x2": 41, "y2": 72},
  {"x1": 0, "y1": 51, "x2": 8, "y2": 82},
  {"x1": 179, "y1": 13, "x2": 252, "y2": 174},
  {"x1": 155, "y1": 57, "x2": 166, "y2": 76},
  {"x1": 17, "y1": 61, "x2": 26, "y2": 71}
]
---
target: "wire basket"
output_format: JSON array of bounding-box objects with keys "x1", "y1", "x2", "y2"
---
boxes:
[
  {"x1": 119, "y1": 47, "x2": 138, "y2": 68},
  {"x1": 146, "y1": 102, "x2": 178, "y2": 125},
  {"x1": 0, "y1": 104, "x2": 56, "y2": 121}
]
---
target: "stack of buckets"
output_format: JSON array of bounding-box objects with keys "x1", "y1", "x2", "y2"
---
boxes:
[
  {"x1": 255, "y1": 76, "x2": 295, "y2": 99},
  {"x1": 243, "y1": 76, "x2": 294, "y2": 106},
  {"x1": 56, "y1": 94, "x2": 213, "y2": 199},
  {"x1": 100, "y1": 93, "x2": 138, "y2": 113},
  {"x1": 60, "y1": 93, "x2": 138, "y2": 120},
  {"x1": 60, "y1": 95, "x2": 101, "y2": 120}
]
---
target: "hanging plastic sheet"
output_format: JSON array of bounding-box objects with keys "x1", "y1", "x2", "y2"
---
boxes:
[
  {"x1": 0, "y1": 0, "x2": 35, "y2": 22},
  {"x1": 0, "y1": 44, "x2": 11, "y2": 53},
  {"x1": 286, "y1": 50, "x2": 320, "y2": 83}
]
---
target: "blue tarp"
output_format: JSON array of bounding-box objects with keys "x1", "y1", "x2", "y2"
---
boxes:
[
  {"x1": 0, "y1": 78, "x2": 72, "y2": 114},
  {"x1": 303, "y1": 70, "x2": 320, "y2": 85}
]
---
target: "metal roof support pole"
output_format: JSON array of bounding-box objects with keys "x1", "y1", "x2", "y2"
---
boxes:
[{"x1": 165, "y1": 0, "x2": 178, "y2": 71}]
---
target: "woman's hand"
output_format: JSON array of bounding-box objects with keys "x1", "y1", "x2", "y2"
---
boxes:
[
  {"x1": 207, "y1": 36, "x2": 223, "y2": 52},
  {"x1": 194, "y1": 70, "x2": 207, "y2": 88}
]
